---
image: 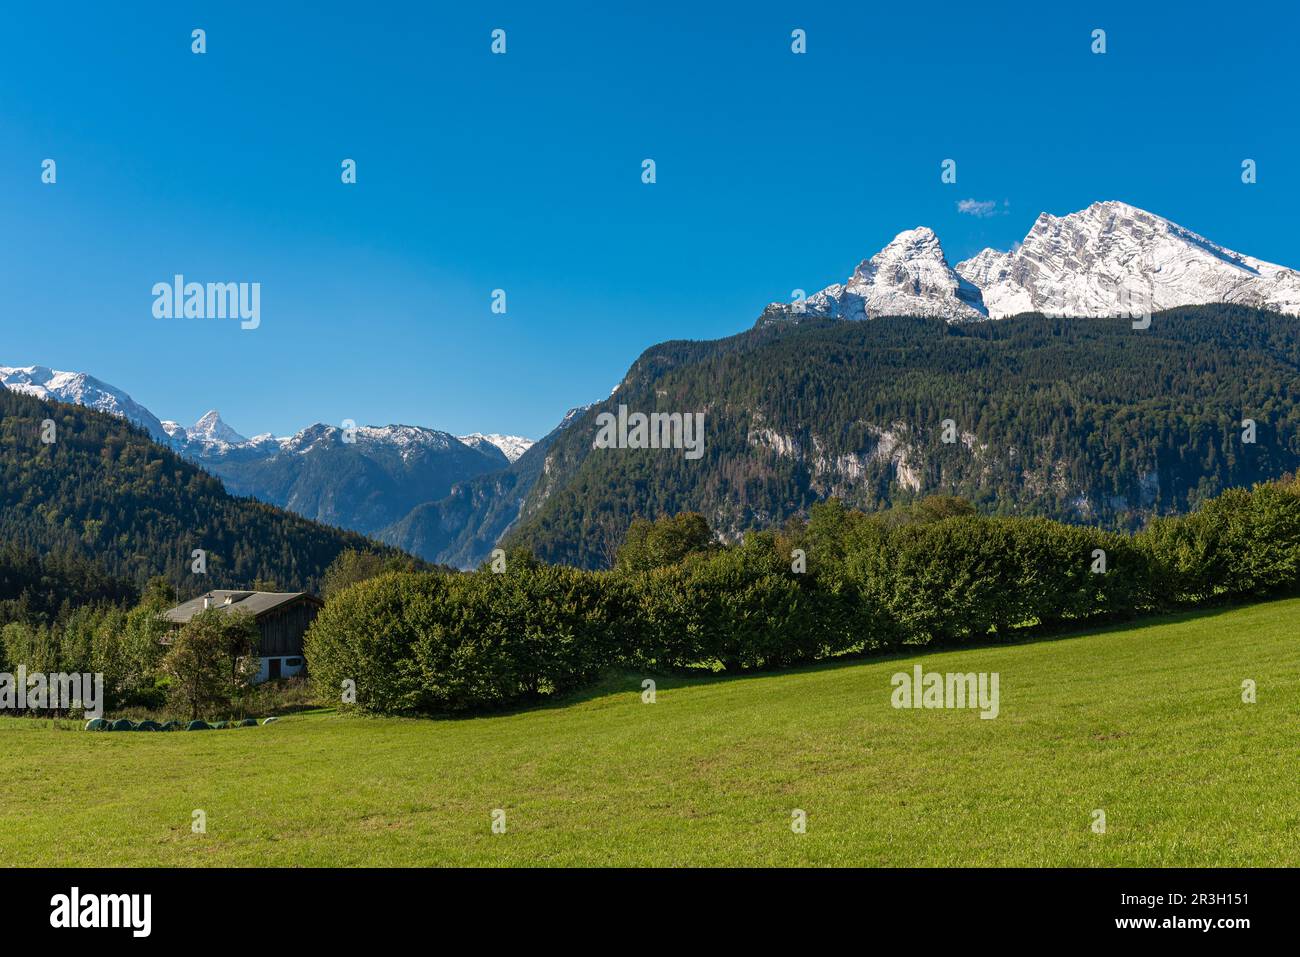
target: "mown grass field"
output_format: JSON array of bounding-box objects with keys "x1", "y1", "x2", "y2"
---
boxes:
[{"x1": 2, "y1": 598, "x2": 1297, "y2": 866}]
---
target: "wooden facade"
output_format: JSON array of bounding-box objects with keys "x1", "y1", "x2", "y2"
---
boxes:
[
  {"x1": 162, "y1": 591, "x2": 324, "y2": 674},
  {"x1": 255, "y1": 596, "x2": 322, "y2": 657}
]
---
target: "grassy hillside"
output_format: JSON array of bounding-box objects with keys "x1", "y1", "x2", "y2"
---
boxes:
[{"x1": 2, "y1": 597, "x2": 1297, "y2": 866}]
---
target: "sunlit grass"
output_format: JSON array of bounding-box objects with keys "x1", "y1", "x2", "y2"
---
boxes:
[{"x1": 2, "y1": 598, "x2": 1296, "y2": 866}]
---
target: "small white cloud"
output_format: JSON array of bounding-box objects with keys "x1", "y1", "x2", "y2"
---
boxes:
[{"x1": 956, "y1": 199, "x2": 1000, "y2": 218}]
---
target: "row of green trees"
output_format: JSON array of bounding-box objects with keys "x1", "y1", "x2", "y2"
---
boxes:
[
  {"x1": 0, "y1": 543, "x2": 137, "y2": 628},
  {"x1": 307, "y1": 477, "x2": 1300, "y2": 716}
]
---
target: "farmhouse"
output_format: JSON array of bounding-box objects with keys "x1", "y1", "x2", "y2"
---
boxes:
[{"x1": 162, "y1": 590, "x2": 324, "y2": 683}]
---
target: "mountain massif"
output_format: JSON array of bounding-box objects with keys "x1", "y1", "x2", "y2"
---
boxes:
[
  {"x1": 7, "y1": 202, "x2": 1300, "y2": 571},
  {"x1": 373, "y1": 405, "x2": 589, "y2": 567},
  {"x1": 503, "y1": 305, "x2": 1300, "y2": 566},
  {"x1": 183, "y1": 421, "x2": 510, "y2": 537},
  {"x1": 759, "y1": 201, "x2": 1300, "y2": 325}
]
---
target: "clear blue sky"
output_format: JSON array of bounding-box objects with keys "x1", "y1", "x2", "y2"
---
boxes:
[{"x1": 2, "y1": 1, "x2": 1296, "y2": 439}]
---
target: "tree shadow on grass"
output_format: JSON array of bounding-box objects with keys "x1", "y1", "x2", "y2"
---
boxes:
[
  {"x1": 527, "y1": 596, "x2": 1297, "y2": 709},
  {"x1": 326, "y1": 596, "x2": 1295, "y2": 724}
]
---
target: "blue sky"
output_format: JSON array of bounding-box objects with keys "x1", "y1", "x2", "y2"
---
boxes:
[{"x1": 2, "y1": 1, "x2": 1296, "y2": 439}]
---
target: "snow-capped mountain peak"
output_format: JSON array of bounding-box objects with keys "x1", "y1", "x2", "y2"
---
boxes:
[
  {"x1": 761, "y1": 201, "x2": 1300, "y2": 325},
  {"x1": 186, "y1": 410, "x2": 248, "y2": 447},
  {"x1": 847, "y1": 226, "x2": 987, "y2": 320},
  {"x1": 760, "y1": 226, "x2": 987, "y2": 324},
  {"x1": 267, "y1": 423, "x2": 460, "y2": 462},
  {"x1": 956, "y1": 200, "x2": 1300, "y2": 319},
  {"x1": 457, "y1": 433, "x2": 535, "y2": 463},
  {"x1": 0, "y1": 365, "x2": 170, "y2": 440}
]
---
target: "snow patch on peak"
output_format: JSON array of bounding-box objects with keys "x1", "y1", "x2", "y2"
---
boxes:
[
  {"x1": 188, "y1": 410, "x2": 247, "y2": 447},
  {"x1": 458, "y1": 433, "x2": 535, "y2": 463},
  {"x1": 271, "y1": 422, "x2": 461, "y2": 460},
  {"x1": 879, "y1": 225, "x2": 941, "y2": 252},
  {"x1": 556, "y1": 405, "x2": 592, "y2": 432},
  {"x1": 357, "y1": 424, "x2": 452, "y2": 447}
]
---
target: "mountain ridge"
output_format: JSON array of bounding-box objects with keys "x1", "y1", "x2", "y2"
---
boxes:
[
  {"x1": 760, "y1": 201, "x2": 1300, "y2": 325},
  {"x1": 0, "y1": 367, "x2": 537, "y2": 465}
]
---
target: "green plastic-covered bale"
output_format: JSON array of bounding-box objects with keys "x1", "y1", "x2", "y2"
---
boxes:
[
  {"x1": 136, "y1": 720, "x2": 162, "y2": 732},
  {"x1": 185, "y1": 720, "x2": 211, "y2": 731},
  {"x1": 110, "y1": 719, "x2": 135, "y2": 732},
  {"x1": 161, "y1": 720, "x2": 180, "y2": 732},
  {"x1": 84, "y1": 718, "x2": 108, "y2": 732},
  {"x1": 239, "y1": 718, "x2": 258, "y2": 727}
]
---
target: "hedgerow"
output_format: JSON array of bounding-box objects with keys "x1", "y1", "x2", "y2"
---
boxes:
[{"x1": 306, "y1": 477, "x2": 1300, "y2": 715}]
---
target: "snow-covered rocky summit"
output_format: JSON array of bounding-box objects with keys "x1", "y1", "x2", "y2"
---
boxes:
[
  {"x1": 760, "y1": 201, "x2": 1300, "y2": 324},
  {"x1": 760, "y1": 226, "x2": 986, "y2": 324},
  {"x1": 956, "y1": 201, "x2": 1300, "y2": 319}
]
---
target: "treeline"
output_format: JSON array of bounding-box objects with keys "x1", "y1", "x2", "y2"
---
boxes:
[
  {"x1": 0, "y1": 542, "x2": 138, "y2": 628},
  {"x1": 506, "y1": 306, "x2": 1300, "y2": 567},
  {"x1": 307, "y1": 476, "x2": 1300, "y2": 715},
  {"x1": 0, "y1": 578, "x2": 177, "y2": 712},
  {"x1": 0, "y1": 388, "x2": 406, "y2": 595}
]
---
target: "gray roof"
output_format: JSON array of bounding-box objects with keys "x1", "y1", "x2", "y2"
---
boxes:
[{"x1": 162, "y1": 590, "x2": 320, "y2": 624}]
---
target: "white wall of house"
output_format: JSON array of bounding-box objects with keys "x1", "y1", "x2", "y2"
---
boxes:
[{"x1": 253, "y1": 656, "x2": 306, "y2": 684}]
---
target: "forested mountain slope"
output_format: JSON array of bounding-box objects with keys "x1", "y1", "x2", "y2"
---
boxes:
[
  {"x1": 0, "y1": 389, "x2": 402, "y2": 595},
  {"x1": 505, "y1": 306, "x2": 1300, "y2": 567}
]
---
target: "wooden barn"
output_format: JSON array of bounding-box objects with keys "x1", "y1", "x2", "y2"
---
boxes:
[{"x1": 162, "y1": 590, "x2": 324, "y2": 682}]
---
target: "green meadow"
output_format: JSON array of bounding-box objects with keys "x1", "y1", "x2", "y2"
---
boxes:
[{"x1": 2, "y1": 598, "x2": 1297, "y2": 867}]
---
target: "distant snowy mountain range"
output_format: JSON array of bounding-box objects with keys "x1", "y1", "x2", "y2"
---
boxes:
[
  {"x1": 0, "y1": 364, "x2": 545, "y2": 566},
  {"x1": 0, "y1": 364, "x2": 533, "y2": 464},
  {"x1": 759, "y1": 201, "x2": 1300, "y2": 324}
]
